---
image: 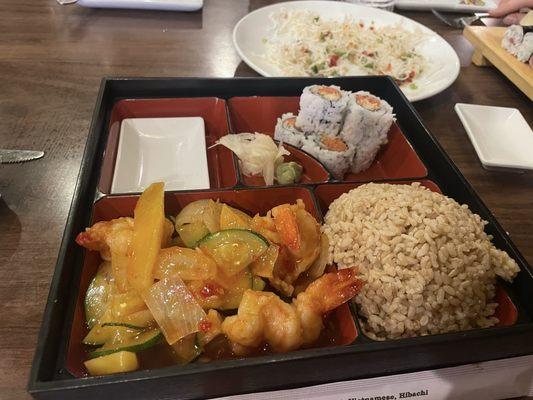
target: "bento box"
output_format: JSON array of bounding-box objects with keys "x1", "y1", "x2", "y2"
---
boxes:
[{"x1": 28, "y1": 77, "x2": 533, "y2": 400}]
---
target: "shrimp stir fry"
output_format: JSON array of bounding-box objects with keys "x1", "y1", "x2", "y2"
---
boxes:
[
  {"x1": 76, "y1": 191, "x2": 363, "y2": 375},
  {"x1": 222, "y1": 268, "x2": 363, "y2": 353}
]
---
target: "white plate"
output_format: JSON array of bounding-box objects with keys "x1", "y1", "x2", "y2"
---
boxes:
[
  {"x1": 76, "y1": 0, "x2": 203, "y2": 11},
  {"x1": 455, "y1": 103, "x2": 533, "y2": 171},
  {"x1": 232, "y1": 1, "x2": 460, "y2": 102},
  {"x1": 396, "y1": 0, "x2": 496, "y2": 13},
  {"x1": 111, "y1": 117, "x2": 210, "y2": 194}
]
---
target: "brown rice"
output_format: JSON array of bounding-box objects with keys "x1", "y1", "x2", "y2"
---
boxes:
[{"x1": 323, "y1": 183, "x2": 520, "y2": 340}]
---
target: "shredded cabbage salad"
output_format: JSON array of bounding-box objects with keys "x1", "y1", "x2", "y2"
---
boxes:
[{"x1": 264, "y1": 9, "x2": 428, "y2": 86}]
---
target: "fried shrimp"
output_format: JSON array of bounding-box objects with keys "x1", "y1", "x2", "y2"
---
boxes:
[
  {"x1": 76, "y1": 217, "x2": 173, "y2": 260},
  {"x1": 221, "y1": 268, "x2": 363, "y2": 353},
  {"x1": 76, "y1": 217, "x2": 134, "y2": 260}
]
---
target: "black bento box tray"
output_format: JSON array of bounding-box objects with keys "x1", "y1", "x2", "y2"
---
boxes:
[{"x1": 28, "y1": 77, "x2": 533, "y2": 400}]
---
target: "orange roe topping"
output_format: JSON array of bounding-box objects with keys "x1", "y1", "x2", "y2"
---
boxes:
[
  {"x1": 321, "y1": 135, "x2": 348, "y2": 152},
  {"x1": 355, "y1": 93, "x2": 381, "y2": 111}
]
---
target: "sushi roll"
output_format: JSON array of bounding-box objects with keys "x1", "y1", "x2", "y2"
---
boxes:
[
  {"x1": 351, "y1": 137, "x2": 385, "y2": 174},
  {"x1": 502, "y1": 25, "x2": 524, "y2": 56},
  {"x1": 301, "y1": 135, "x2": 355, "y2": 179},
  {"x1": 516, "y1": 32, "x2": 533, "y2": 63},
  {"x1": 340, "y1": 91, "x2": 394, "y2": 148},
  {"x1": 274, "y1": 113, "x2": 306, "y2": 147},
  {"x1": 340, "y1": 91, "x2": 393, "y2": 174},
  {"x1": 296, "y1": 85, "x2": 349, "y2": 135}
]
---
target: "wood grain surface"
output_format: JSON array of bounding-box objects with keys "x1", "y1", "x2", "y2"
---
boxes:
[{"x1": 0, "y1": 1, "x2": 532, "y2": 399}]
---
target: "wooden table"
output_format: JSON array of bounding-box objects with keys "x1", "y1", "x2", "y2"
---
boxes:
[{"x1": 0, "y1": 1, "x2": 531, "y2": 399}]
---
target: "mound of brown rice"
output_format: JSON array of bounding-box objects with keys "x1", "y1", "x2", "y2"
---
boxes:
[{"x1": 323, "y1": 183, "x2": 520, "y2": 340}]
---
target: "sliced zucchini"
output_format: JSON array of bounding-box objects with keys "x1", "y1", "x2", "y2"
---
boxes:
[
  {"x1": 102, "y1": 322, "x2": 146, "y2": 330},
  {"x1": 83, "y1": 324, "x2": 140, "y2": 346},
  {"x1": 110, "y1": 290, "x2": 146, "y2": 318},
  {"x1": 89, "y1": 329, "x2": 162, "y2": 359},
  {"x1": 84, "y1": 262, "x2": 113, "y2": 329},
  {"x1": 171, "y1": 333, "x2": 201, "y2": 365},
  {"x1": 122, "y1": 309, "x2": 156, "y2": 329},
  {"x1": 84, "y1": 351, "x2": 139, "y2": 376},
  {"x1": 177, "y1": 221, "x2": 210, "y2": 248},
  {"x1": 198, "y1": 229, "x2": 269, "y2": 276}
]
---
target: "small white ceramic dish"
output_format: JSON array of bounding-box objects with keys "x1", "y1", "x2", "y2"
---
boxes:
[
  {"x1": 396, "y1": 0, "x2": 496, "y2": 13},
  {"x1": 76, "y1": 0, "x2": 203, "y2": 12},
  {"x1": 455, "y1": 103, "x2": 533, "y2": 171},
  {"x1": 232, "y1": 0, "x2": 460, "y2": 102},
  {"x1": 111, "y1": 117, "x2": 210, "y2": 194}
]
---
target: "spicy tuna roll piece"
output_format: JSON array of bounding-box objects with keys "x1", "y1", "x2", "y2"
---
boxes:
[
  {"x1": 274, "y1": 113, "x2": 306, "y2": 147},
  {"x1": 296, "y1": 85, "x2": 349, "y2": 135},
  {"x1": 340, "y1": 91, "x2": 394, "y2": 148},
  {"x1": 301, "y1": 135, "x2": 355, "y2": 179},
  {"x1": 340, "y1": 91, "x2": 394, "y2": 174}
]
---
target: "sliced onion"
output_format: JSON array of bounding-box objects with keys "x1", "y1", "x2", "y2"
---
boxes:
[
  {"x1": 175, "y1": 199, "x2": 221, "y2": 233},
  {"x1": 142, "y1": 275, "x2": 206, "y2": 345}
]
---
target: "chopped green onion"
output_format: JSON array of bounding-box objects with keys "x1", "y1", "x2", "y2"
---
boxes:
[
  {"x1": 313, "y1": 16, "x2": 320, "y2": 22},
  {"x1": 364, "y1": 62, "x2": 375, "y2": 69},
  {"x1": 409, "y1": 83, "x2": 418, "y2": 90},
  {"x1": 311, "y1": 62, "x2": 326, "y2": 74}
]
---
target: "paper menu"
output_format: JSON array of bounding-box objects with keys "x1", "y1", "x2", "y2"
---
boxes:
[{"x1": 213, "y1": 355, "x2": 533, "y2": 400}]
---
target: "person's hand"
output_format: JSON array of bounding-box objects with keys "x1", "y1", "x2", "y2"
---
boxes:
[{"x1": 488, "y1": 0, "x2": 533, "y2": 24}]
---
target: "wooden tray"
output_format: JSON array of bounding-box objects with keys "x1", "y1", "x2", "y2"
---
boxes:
[{"x1": 463, "y1": 26, "x2": 533, "y2": 100}]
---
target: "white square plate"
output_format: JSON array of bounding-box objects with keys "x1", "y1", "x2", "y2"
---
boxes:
[
  {"x1": 111, "y1": 117, "x2": 210, "y2": 194},
  {"x1": 396, "y1": 0, "x2": 496, "y2": 12},
  {"x1": 76, "y1": 0, "x2": 203, "y2": 12},
  {"x1": 455, "y1": 103, "x2": 533, "y2": 171}
]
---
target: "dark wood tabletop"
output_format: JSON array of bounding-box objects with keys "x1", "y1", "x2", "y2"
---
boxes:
[{"x1": 0, "y1": 0, "x2": 532, "y2": 399}]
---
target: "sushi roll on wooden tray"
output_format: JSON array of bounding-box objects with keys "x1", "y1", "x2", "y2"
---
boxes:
[
  {"x1": 274, "y1": 113, "x2": 306, "y2": 147},
  {"x1": 502, "y1": 25, "x2": 525, "y2": 55},
  {"x1": 295, "y1": 85, "x2": 349, "y2": 135},
  {"x1": 502, "y1": 25, "x2": 533, "y2": 65},
  {"x1": 516, "y1": 33, "x2": 533, "y2": 63}
]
